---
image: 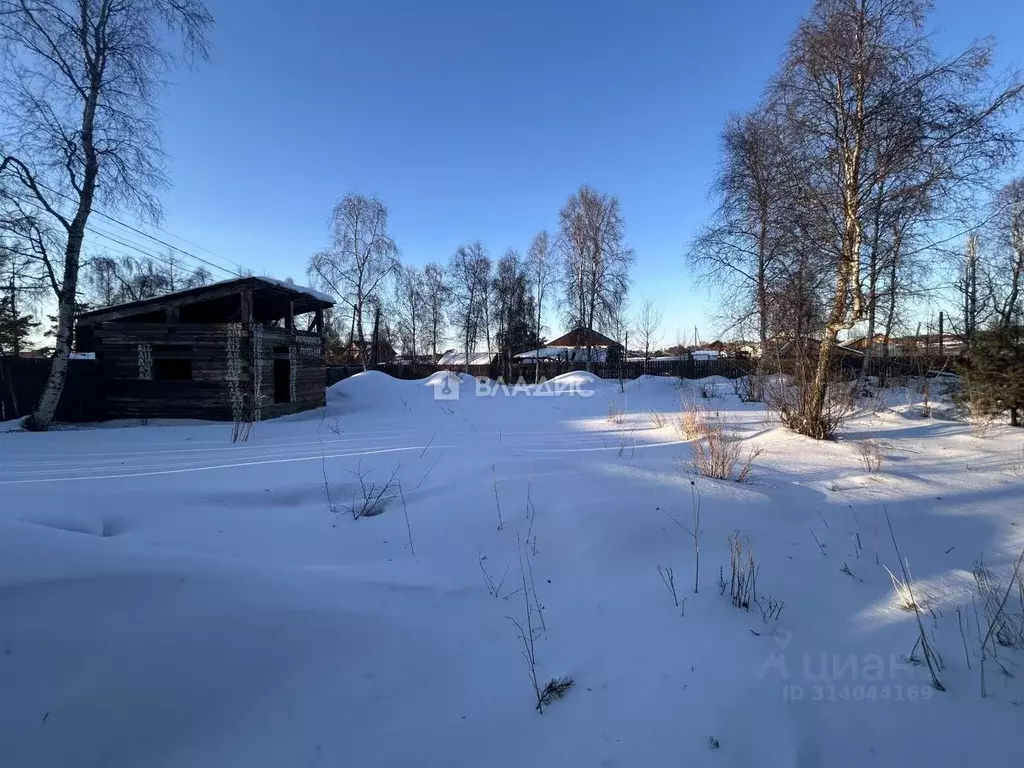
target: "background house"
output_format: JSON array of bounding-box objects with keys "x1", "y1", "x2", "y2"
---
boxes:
[
  {"x1": 437, "y1": 349, "x2": 498, "y2": 368},
  {"x1": 515, "y1": 327, "x2": 624, "y2": 364},
  {"x1": 332, "y1": 339, "x2": 397, "y2": 365}
]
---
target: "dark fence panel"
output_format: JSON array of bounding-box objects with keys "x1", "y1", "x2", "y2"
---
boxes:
[
  {"x1": 0, "y1": 357, "x2": 103, "y2": 423},
  {"x1": 860, "y1": 354, "x2": 959, "y2": 382},
  {"x1": 326, "y1": 353, "x2": 964, "y2": 391},
  {"x1": 327, "y1": 356, "x2": 752, "y2": 387}
]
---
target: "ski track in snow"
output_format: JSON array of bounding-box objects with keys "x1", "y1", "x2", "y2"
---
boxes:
[{"x1": 1, "y1": 371, "x2": 1022, "y2": 768}]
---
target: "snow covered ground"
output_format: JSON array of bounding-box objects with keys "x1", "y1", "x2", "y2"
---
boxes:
[{"x1": 1, "y1": 371, "x2": 1022, "y2": 767}]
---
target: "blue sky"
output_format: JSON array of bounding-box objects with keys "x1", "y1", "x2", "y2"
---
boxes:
[{"x1": 150, "y1": 0, "x2": 1024, "y2": 345}]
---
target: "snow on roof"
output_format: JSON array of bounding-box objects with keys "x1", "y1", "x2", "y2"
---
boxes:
[
  {"x1": 514, "y1": 346, "x2": 609, "y2": 363},
  {"x1": 515, "y1": 346, "x2": 570, "y2": 360},
  {"x1": 624, "y1": 355, "x2": 687, "y2": 362},
  {"x1": 254, "y1": 276, "x2": 336, "y2": 306},
  {"x1": 691, "y1": 349, "x2": 727, "y2": 359},
  {"x1": 436, "y1": 349, "x2": 495, "y2": 367}
]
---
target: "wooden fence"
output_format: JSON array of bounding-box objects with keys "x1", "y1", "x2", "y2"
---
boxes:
[
  {"x1": 1, "y1": 356, "x2": 103, "y2": 423},
  {"x1": 327, "y1": 357, "x2": 751, "y2": 387},
  {"x1": 1, "y1": 350, "x2": 963, "y2": 425},
  {"x1": 327, "y1": 353, "x2": 963, "y2": 389}
]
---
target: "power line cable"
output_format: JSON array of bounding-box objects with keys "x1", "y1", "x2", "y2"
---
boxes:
[
  {"x1": 9, "y1": 176, "x2": 253, "y2": 278},
  {"x1": 84, "y1": 220, "x2": 235, "y2": 277},
  {"x1": 83, "y1": 223, "x2": 233, "y2": 282}
]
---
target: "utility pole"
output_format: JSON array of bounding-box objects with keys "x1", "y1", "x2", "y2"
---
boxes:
[{"x1": 938, "y1": 311, "x2": 944, "y2": 356}]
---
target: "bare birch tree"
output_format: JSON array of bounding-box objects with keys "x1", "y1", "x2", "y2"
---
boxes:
[
  {"x1": 956, "y1": 233, "x2": 987, "y2": 349},
  {"x1": 688, "y1": 107, "x2": 796, "y2": 358},
  {"x1": 307, "y1": 194, "x2": 400, "y2": 370},
  {"x1": 526, "y1": 230, "x2": 557, "y2": 382},
  {"x1": 393, "y1": 263, "x2": 425, "y2": 360},
  {"x1": 421, "y1": 261, "x2": 449, "y2": 361},
  {"x1": 770, "y1": 0, "x2": 1021, "y2": 437},
  {"x1": 0, "y1": 0, "x2": 212, "y2": 429},
  {"x1": 559, "y1": 185, "x2": 633, "y2": 370},
  {"x1": 85, "y1": 251, "x2": 209, "y2": 305},
  {"x1": 447, "y1": 242, "x2": 491, "y2": 371},
  {"x1": 633, "y1": 296, "x2": 663, "y2": 361},
  {"x1": 988, "y1": 179, "x2": 1024, "y2": 332}
]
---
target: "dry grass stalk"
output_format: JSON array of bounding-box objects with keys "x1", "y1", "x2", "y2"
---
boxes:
[
  {"x1": 884, "y1": 507, "x2": 944, "y2": 691},
  {"x1": 976, "y1": 548, "x2": 1024, "y2": 697},
  {"x1": 678, "y1": 400, "x2": 710, "y2": 441},
  {"x1": 726, "y1": 531, "x2": 757, "y2": 610},
  {"x1": 492, "y1": 465, "x2": 504, "y2": 530},
  {"x1": 690, "y1": 413, "x2": 763, "y2": 483},
  {"x1": 479, "y1": 554, "x2": 511, "y2": 598},
  {"x1": 973, "y1": 554, "x2": 1024, "y2": 651},
  {"x1": 657, "y1": 565, "x2": 679, "y2": 607},
  {"x1": 346, "y1": 461, "x2": 402, "y2": 519},
  {"x1": 855, "y1": 439, "x2": 887, "y2": 474},
  {"x1": 398, "y1": 479, "x2": 414, "y2": 555},
  {"x1": 607, "y1": 399, "x2": 626, "y2": 425},
  {"x1": 506, "y1": 537, "x2": 571, "y2": 713}
]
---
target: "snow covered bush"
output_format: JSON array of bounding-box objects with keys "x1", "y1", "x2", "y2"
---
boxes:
[
  {"x1": 733, "y1": 374, "x2": 765, "y2": 403},
  {"x1": 973, "y1": 549, "x2": 1024, "y2": 697},
  {"x1": 690, "y1": 414, "x2": 762, "y2": 482},
  {"x1": 764, "y1": 374, "x2": 854, "y2": 440},
  {"x1": 955, "y1": 374, "x2": 999, "y2": 437},
  {"x1": 973, "y1": 555, "x2": 1024, "y2": 651},
  {"x1": 607, "y1": 399, "x2": 626, "y2": 425},
  {"x1": 345, "y1": 462, "x2": 401, "y2": 519},
  {"x1": 678, "y1": 398, "x2": 711, "y2": 441},
  {"x1": 855, "y1": 439, "x2": 887, "y2": 473},
  {"x1": 231, "y1": 393, "x2": 260, "y2": 444}
]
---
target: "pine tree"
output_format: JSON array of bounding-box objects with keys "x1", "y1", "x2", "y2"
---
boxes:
[
  {"x1": 0, "y1": 298, "x2": 37, "y2": 356},
  {"x1": 965, "y1": 325, "x2": 1024, "y2": 427}
]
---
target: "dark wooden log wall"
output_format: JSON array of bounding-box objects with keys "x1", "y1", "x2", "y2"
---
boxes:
[
  {"x1": 92, "y1": 322, "x2": 240, "y2": 420},
  {"x1": 90, "y1": 321, "x2": 326, "y2": 421},
  {"x1": 258, "y1": 327, "x2": 327, "y2": 419}
]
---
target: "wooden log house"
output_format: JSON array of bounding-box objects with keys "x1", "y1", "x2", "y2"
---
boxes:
[{"x1": 76, "y1": 277, "x2": 334, "y2": 421}]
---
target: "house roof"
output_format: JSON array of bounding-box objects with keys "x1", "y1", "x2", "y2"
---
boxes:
[
  {"x1": 776, "y1": 337, "x2": 864, "y2": 356},
  {"x1": 515, "y1": 346, "x2": 610, "y2": 363},
  {"x1": 547, "y1": 327, "x2": 621, "y2": 348},
  {"x1": 342, "y1": 339, "x2": 397, "y2": 359},
  {"x1": 78, "y1": 276, "x2": 334, "y2": 326},
  {"x1": 437, "y1": 349, "x2": 496, "y2": 367}
]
